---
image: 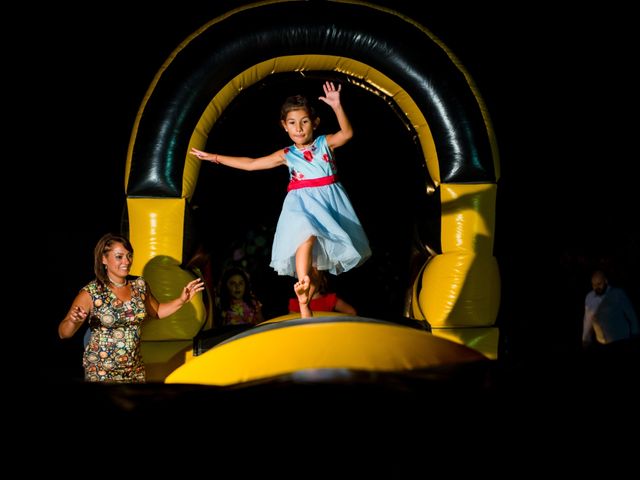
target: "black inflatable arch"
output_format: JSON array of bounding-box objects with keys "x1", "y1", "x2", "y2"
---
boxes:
[{"x1": 125, "y1": 0, "x2": 501, "y2": 358}]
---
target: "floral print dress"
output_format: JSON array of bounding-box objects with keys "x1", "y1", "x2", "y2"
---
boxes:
[{"x1": 82, "y1": 278, "x2": 149, "y2": 382}]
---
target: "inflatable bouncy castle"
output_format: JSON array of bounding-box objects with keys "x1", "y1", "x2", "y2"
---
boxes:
[{"x1": 122, "y1": 1, "x2": 500, "y2": 383}]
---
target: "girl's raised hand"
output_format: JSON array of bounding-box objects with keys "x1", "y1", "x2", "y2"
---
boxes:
[{"x1": 319, "y1": 81, "x2": 341, "y2": 108}]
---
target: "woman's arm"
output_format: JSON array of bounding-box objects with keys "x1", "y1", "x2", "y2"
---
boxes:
[
  {"x1": 146, "y1": 278, "x2": 206, "y2": 319},
  {"x1": 58, "y1": 290, "x2": 92, "y2": 339},
  {"x1": 191, "y1": 148, "x2": 286, "y2": 171}
]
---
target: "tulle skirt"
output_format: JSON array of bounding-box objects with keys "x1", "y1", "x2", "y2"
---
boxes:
[{"x1": 270, "y1": 182, "x2": 371, "y2": 277}]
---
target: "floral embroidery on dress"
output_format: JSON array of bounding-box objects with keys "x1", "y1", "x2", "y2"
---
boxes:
[{"x1": 290, "y1": 169, "x2": 305, "y2": 181}]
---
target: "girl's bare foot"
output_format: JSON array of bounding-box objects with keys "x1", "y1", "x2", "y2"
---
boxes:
[{"x1": 294, "y1": 275, "x2": 311, "y2": 305}]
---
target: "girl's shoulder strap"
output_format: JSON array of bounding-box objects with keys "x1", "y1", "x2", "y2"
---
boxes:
[{"x1": 316, "y1": 134, "x2": 332, "y2": 153}]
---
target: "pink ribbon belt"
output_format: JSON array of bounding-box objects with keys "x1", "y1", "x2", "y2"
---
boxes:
[{"x1": 287, "y1": 174, "x2": 338, "y2": 192}]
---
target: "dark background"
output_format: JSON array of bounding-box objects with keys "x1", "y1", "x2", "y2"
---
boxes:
[{"x1": 37, "y1": 1, "x2": 638, "y2": 381}]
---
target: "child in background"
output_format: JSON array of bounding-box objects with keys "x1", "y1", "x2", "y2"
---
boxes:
[{"x1": 217, "y1": 267, "x2": 264, "y2": 326}]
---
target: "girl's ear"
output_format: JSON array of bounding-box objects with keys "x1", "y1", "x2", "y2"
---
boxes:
[
  {"x1": 313, "y1": 117, "x2": 320, "y2": 130},
  {"x1": 281, "y1": 120, "x2": 287, "y2": 131}
]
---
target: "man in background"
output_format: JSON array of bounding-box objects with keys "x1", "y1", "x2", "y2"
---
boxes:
[{"x1": 582, "y1": 270, "x2": 639, "y2": 348}]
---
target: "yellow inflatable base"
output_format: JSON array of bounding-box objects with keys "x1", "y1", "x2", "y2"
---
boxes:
[{"x1": 166, "y1": 316, "x2": 486, "y2": 386}]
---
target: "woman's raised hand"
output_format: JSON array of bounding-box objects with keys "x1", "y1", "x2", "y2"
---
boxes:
[{"x1": 181, "y1": 278, "x2": 206, "y2": 303}]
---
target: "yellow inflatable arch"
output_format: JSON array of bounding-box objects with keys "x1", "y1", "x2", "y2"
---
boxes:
[{"x1": 124, "y1": 1, "x2": 500, "y2": 382}]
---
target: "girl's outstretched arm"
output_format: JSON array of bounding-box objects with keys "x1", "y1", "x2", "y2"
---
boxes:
[
  {"x1": 191, "y1": 147, "x2": 286, "y2": 171},
  {"x1": 319, "y1": 81, "x2": 353, "y2": 149}
]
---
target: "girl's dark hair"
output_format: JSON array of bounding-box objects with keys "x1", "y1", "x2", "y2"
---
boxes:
[
  {"x1": 93, "y1": 233, "x2": 133, "y2": 288},
  {"x1": 315, "y1": 270, "x2": 329, "y2": 296},
  {"x1": 280, "y1": 94, "x2": 316, "y2": 121}
]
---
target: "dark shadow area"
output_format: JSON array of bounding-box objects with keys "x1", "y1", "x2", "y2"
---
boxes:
[{"x1": 33, "y1": 338, "x2": 639, "y2": 438}]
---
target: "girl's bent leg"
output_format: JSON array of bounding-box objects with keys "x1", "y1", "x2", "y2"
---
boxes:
[{"x1": 294, "y1": 236, "x2": 317, "y2": 306}]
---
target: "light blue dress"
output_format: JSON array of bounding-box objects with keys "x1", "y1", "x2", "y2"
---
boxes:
[{"x1": 270, "y1": 135, "x2": 371, "y2": 277}]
